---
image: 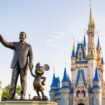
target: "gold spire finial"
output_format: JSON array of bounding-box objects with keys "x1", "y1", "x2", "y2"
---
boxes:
[
  {"x1": 89, "y1": 5, "x2": 93, "y2": 25},
  {"x1": 88, "y1": 0, "x2": 95, "y2": 28}
]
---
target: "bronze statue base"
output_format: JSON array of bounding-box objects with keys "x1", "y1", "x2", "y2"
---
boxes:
[
  {"x1": 33, "y1": 96, "x2": 48, "y2": 101},
  {"x1": 0, "y1": 101, "x2": 57, "y2": 105}
]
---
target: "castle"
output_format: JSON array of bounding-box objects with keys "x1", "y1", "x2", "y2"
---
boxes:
[{"x1": 49, "y1": 4, "x2": 105, "y2": 105}]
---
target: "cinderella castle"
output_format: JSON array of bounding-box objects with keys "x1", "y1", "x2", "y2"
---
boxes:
[{"x1": 49, "y1": 3, "x2": 105, "y2": 105}]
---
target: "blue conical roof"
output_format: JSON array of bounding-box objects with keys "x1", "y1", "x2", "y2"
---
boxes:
[
  {"x1": 51, "y1": 73, "x2": 56, "y2": 87},
  {"x1": 83, "y1": 35, "x2": 86, "y2": 47},
  {"x1": 97, "y1": 37, "x2": 101, "y2": 50},
  {"x1": 93, "y1": 68, "x2": 100, "y2": 82},
  {"x1": 101, "y1": 57, "x2": 104, "y2": 65},
  {"x1": 51, "y1": 74, "x2": 60, "y2": 88},
  {"x1": 62, "y1": 68, "x2": 69, "y2": 82},
  {"x1": 71, "y1": 49, "x2": 75, "y2": 57},
  {"x1": 57, "y1": 77, "x2": 60, "y2": 84},
  {"x1": 71, "y1": 39, "x2": 76, "y2": 57},
  {"x1": 56, "y1": 77, "x2": 60, "y2": 87},
  {"x1": 62, "y1": 68, "x2": 71, "y2": 89}
]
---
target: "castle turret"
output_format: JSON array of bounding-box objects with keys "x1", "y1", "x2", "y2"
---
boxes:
[
  {"x1": 96, "y1": 37, "x2": 103, "y2": 81},
  {"x1": 49, "y1": 73, "x2": 56, "y2": 101},
  {"x1": 93, "y1": 68, "x2": 102, "y2": 105},
  {"x1": 54, "y1": 77, "x2": 61, "y2": 104},
  {"x1": 49, "y1": 73, "x2": 60, "y2": 101},
  {"x1": 62, "y1": 68, "x2": 70, "y2": 87},
  {"x1": 87, "y1": 5, "x2": 96, "y2": 85},
  {"x1": 60, "y1": 68, "x2": 70, "y2": 105}
]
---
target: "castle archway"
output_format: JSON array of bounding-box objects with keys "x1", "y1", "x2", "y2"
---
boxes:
[{"x1": 78, "y1": 103, "x2": 84, "y2": 105}]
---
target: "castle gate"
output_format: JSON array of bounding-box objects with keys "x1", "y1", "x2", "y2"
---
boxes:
[{"x1": 78, "y1": 103, "x2": 84, "y2": 105}]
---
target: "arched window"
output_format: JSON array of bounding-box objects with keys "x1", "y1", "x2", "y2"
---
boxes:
[
  {"x1": 78, "y1": 52, "x2": 82, "y2": 61},
  {"x1": 82, "y1": 90, "x2": 86, "y2": 97},
  {"x1": 76, "y1": 90, "x2": 80, "y2": 97},
  {"x1": 78, "y1": 103, "x2": 84, "y2": 105}
]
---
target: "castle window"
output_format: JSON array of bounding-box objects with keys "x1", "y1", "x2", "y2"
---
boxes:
[
  {"x1": 76, "y1": 90, "x2": 80, "y2": 97},
  {"x1": 82, "y1": 90, "x2": 86, "y2": 97},
  {"x1": 79, "y1": 52, "x2": 82, "y2": 56},
  {"x1": 78, "y1": 52, "x2": 82, "y2": 61}
]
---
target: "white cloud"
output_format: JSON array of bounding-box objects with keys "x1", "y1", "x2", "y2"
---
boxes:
[
  {"x1": 45, "y1": 39, "x2": 57, "y2": 47},
  {"x1": 45, "y1": 32, "x2": 70, "y2": 47}
]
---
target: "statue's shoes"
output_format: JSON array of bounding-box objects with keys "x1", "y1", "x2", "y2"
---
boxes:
[
  {"x1": 42, "y1": 96, "x2": 48, "y2": 101},
  {"x1": 33, "y1": 96, "x2": 41, "y2": 101}
]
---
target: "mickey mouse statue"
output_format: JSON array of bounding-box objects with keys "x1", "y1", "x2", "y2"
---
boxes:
[{"x1": 30, "y1": 63, "x2": 49, "y2": 101}]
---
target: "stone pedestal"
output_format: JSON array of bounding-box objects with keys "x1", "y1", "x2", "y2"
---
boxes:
[{"x1": 0, "y1": 101, "x2": 57, "y2": 105}]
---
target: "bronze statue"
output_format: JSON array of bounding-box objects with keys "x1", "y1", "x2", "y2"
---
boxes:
[
  {"x1": 0, "y1": 32, "x2": 33, "y2": 99},
  {"x1": 30, "y1": 63, "x2": 49, "y2": 101}
]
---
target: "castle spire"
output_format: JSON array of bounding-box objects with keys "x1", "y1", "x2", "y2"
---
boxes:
[
  {"x1": 83, "y1": 35, "x2": 86, "y2": 47},
  {"x1": 97, "y1": 36, "x2": 101, "y2": 50},
  {"x1": 92, "y1": 67, "x2": 102, "y2": 105},
  {"x1": 62, "y1": 67, "x2": 70, "y2": 89},
  {"x1": 101, "y1": 57, "x2": 104, "y2": 65},
  {"x1": 93, "y1": 68, "x2": 100, "y2": 82},
  {"x1": 88, "y1": 0, "x2": 95, "y2": 29},
  {"x1": 87, "y1": 0, "x2": 96, "y2": 85},
  {"x1": 62, "y1": 68, "x2": 69, "y2": 82},
  {"x1": 71, "y1": 38, "x2": 76, "y2": 57},
  {"x1": 87, "y1": 0, "x2": 96, "y2": 58},
  {"x1": 89, "y1": 6, "x2": 93, "y2": 26}
]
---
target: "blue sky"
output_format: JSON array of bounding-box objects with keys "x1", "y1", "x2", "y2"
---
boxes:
[{"x1": 0, "y1": 0, "x2": 105, "y2": 99}]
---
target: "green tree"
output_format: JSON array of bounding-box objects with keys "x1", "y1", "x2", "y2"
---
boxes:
[{"x1": 1, "y1": 85, "x2": 21, "y2": 99}]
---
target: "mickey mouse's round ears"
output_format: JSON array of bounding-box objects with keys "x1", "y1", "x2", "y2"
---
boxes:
[
  {"x1": 36, "y1": 63, "x2": 40, "y2": 68},
  {"x1": 43, "y1": 64, "x2": 50, "y2": 71}
]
